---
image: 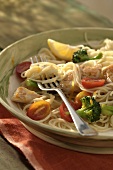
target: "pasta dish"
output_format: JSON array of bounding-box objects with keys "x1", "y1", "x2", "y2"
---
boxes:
[{"x1": 11, "y1": 38, "x2": 113, "y2": 133}]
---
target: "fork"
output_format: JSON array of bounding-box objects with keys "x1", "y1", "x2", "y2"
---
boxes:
[{"x1": 31, "y1": 56, "x2": 97, "y2": 136}]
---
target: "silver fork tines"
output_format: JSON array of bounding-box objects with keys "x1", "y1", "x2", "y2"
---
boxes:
[{"x1": 31, "y1": 56, "x2": 97, "y2": 136}]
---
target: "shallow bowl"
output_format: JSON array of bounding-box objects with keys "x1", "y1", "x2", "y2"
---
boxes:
[{"x1": 1, "y1": 27, "x2": 113, "y2": 153}]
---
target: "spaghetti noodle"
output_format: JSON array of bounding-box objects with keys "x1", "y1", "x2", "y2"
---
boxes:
[{"x1": 12, "y1": 38, "x2": 113, "y2": 132}]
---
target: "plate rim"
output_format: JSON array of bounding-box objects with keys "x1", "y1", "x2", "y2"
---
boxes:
[{"x1": 24, "y1": 124, "x2": 113, "y2": 154}]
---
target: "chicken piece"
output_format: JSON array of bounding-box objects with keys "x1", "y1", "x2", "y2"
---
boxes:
[
  {"x1": 12, "y1": 87, "x2": 40, "y2": 103},
  {"x1": 60, "y1": 72, "x2": 80, "y2": 93},
  {"x1": 80, "y1": 64, "x2": 102, "y2": 79},
  {"x1": 103, "y1": 64, "x2": 113, "y2": 82}
]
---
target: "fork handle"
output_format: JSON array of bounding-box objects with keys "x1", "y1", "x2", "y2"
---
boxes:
[{"x1": 56, "y1": 89, "x2": 97, "y2": 136}]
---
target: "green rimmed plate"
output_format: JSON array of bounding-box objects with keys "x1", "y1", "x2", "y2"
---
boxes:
[{"x1": 1, "y1": 27, "x2": 113, "y2": 153}]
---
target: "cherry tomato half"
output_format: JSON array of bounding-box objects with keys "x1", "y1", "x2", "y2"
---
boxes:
[
  {"x1": 81, "y1": 78, "x2": 105, "y2": 89},
  {"x1": 16, "y1": 61, "x2": 31, "y2": 79},
  {"x1": 75, "y1": 91, "x2": 91, "y2": 108},
  {"x1": 27, "y1": 100, "x2": 51, "y2": 120},
  {"x1": 59, "y1": 101, "x2": 79, "y2": 122}
]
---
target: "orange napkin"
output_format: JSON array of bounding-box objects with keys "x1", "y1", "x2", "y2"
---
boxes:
[{"x1": 0, "y1": 103, "x2": 113, "y2": 170}]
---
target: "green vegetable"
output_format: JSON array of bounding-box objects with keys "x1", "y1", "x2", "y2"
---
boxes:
[
  {"x1": 26, "y1": 79, "x2": 37, "y2": 87},
  {"x1": 72, "y1": 49, "x2": 103, "y2": 63},
  {"x1": 101, "y1": 104, "x2": 113, "y2": 116},
  {"x1": 76, "y1": 96, "x2": 101, "y2": 122}
]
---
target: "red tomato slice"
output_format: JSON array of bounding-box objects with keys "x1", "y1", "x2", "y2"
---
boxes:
[
  {"x1": 27, "y1": 100, "x2": 51, "y2": 120},
  {"x1": 16, "y1": 61, "x2": 31, "y2": 79},
  {"x1": 59, "y1": 101, "x2": 79, "y2": 122},
  {"x1": 81, "y1": 78, "x2": 105, "y2": 89}
]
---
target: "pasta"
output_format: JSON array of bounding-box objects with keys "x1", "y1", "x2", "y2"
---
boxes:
[{"x1": 12, "y1": 38, "x2": 113, "y2": 133}]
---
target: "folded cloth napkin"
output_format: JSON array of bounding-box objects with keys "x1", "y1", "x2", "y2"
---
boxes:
[{"x1": 0, "y1": 103, "x2": 113, "y2": 170}]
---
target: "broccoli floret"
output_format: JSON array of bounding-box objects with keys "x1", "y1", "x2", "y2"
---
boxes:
[
  {"x1": 72, "y1": 49, "x2": 103, "y2": 63},
  {"x1": 76, "y1": 96, "x2": 101, "y2": 123},
  {"x1": 101, "y1": 104, "x2": 113, "y2": 116}
]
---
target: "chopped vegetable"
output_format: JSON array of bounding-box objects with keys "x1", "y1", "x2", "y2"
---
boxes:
[
  {"x1": 16, "y1": 61, "x2": 31, "y2": 79},
  {"x1": 75, "y1": 91, "x2": 91, "y2": 108},
  {"x1": 27, "y1": 100, "x2": 51, "y2": 120},
  {"x1": 101, "y1": 104, "x2": 113, "y2": 116},
  {"x1": 72, "y1": 49, "x2": 103, "y2": 63},
  {"x1": 76, "y1": 96, "x2": 101, "y2": 122},
  {"x1": 81, "y1": 78, "x2": 105, "y2": 89},
  {"x1": 59, "y1": 96, "x2": 101, "y2": 123},
  {"x1": 26, "y1": 79, "x2": 38, "y2": 87},
  {"x1": 59, "y1": 101, "x2": 79, "y2": 122}
]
